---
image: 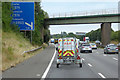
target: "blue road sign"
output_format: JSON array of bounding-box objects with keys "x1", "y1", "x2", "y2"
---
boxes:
[{"x1": 11, "y1": 2, "x2": 34, "y2": 31}]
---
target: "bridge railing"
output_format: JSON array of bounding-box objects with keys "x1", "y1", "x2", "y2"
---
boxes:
[{"x1": 49, "y1": 8, "x2": 118, "y2": 18}]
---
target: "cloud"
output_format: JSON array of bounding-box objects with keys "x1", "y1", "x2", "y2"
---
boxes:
[
  {"x1": 42, "y1": 2, "x2": 118, "y2": 18},
  {"x1": 49, "y1": 24, "x2": 101, "y2": 35},
  {"x1": 42, "y1": 0, "x2": 119, "y2": 2}
]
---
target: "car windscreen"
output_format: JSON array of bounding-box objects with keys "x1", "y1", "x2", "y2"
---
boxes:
[
  {"x1": 96, "y1": 41, "x2": 100, "y2": 43},
  {"x1": 90, "y1": 43, "x2": 96, "y2": 45},
  {"x1": 109, "y1": 45, "x2": 117, "y2": 47},
  {"x1": 82, "y1": 44, "x2": 90, "y2": 46}
]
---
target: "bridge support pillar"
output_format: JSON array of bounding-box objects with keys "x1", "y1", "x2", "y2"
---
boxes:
[{"x1": 101, "y1": 23, "x2": 111, "y2": 47}]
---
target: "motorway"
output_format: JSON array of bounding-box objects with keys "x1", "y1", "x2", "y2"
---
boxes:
[{"x1": 2, "y1": 44, "x2": 118, "y2": 79}]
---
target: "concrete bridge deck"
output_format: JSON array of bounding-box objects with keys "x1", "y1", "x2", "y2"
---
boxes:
[{"x1": 45, "y1": 14, "x2": 120, "y2": 25}]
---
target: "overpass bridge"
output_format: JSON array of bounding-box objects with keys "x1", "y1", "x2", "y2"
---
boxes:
[
  {"x1": 45, "y1": 14, "x2": 120, "y2": 25},
  {"x1": 44, "y1": 9, "x2": 120, "y2": 46}
]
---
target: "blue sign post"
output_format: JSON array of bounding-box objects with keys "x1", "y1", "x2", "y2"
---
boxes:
[{"x1": 11, "y1": 2, "x2": 34, "y2": 31}]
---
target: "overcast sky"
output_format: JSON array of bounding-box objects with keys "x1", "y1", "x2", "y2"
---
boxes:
[{"x1": 41, "y1": 0, "x2": 119, "y2": 35}]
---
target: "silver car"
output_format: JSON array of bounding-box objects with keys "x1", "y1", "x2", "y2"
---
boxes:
[
  {"x1": 90, "y1": 43, "x2": 97, "y2": 49},
  {"x1": 80, "y1": 44, "x2": 92, "y2": 53},
  {"x1": 104, "y1": 44, "x2": 119, "y2": 54}
]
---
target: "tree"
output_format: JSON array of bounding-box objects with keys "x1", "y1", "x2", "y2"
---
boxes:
[
  {"x1": 2, "y1": 2, "x2": 12, "y2": 32},
  {"x1": 26, "y1": 2, "x2": 50, "y2": 45},
  {"x1": 67, "y1": 32, "x2": 76, "y2": 37}
]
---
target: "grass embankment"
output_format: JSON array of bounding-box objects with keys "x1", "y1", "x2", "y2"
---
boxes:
[
  {"x1": 0, "y1": 29, "x2": 2, "y2": 71},
  {"x1": 0, "y1": 26, "x2": 1, "y2": 71},
  {"x1": 2, "y1": 31, "x2": 45, "y2": 71}
]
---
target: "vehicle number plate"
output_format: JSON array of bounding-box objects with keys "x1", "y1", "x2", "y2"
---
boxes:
[{"x1": 112, "y1": 50, "x2": 115, "y2": 52}]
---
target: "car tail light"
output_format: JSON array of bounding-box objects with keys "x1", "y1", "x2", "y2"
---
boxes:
[
  {"x1": 108, "y1": 48, "x2": 110, "y2": 49},
  {"x1": 77, "y1": 49, "x2": 78, "y2": 53},
  {"x1": 116, "y1": 48, "x2": 118, "y2": 49},
  {"x1": 77, "y1": 56, "x2": 80, "y2": 60},
  {"x1": 59, "y1": 56, "x2": 62, "y2": 59},
  {"x1": 82, "y1": 47, "x2": 84, "y2": 48},
  {"x1": 89, "y1": 46, "x2": 91, "y2": 48}
]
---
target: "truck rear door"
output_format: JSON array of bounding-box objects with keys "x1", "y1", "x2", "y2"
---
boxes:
[{"x1": 63, "y1": 38, "x2": 75, "y2": 57}]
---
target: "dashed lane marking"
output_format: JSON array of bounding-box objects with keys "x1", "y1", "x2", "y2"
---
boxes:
[
  {"x1": 36, "y1": 74, "x2": 40, "y2": 77},
  {"x1": 103, "y1": 54, "x2": 107, "y2": 56},
  {"x1": 113, "y1": 57, "x2": 118, "y2": 61},
  {"x1": 88, "y1": 63, "x2": 92, "y2": 67},
  {"x1": 98, "y1": 73, "x2": 106, "y2": 78},
  {"x1": 82, "y1": 58, "x2": 85, "y2": 61}
]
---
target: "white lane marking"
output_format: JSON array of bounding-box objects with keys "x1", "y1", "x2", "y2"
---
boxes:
[
  {"x1": 93, "y1": 51, "x2": 96, "y2": 52},
  {"x1": 88, "y1": 63, "x2": 92, "y2": 67},
  {"x1": 113, "y1": 57, "x2": 118, "y2": 61},
  {"x1": 103, "y1": 54, "x2": 107, "y2": 56},
  {"x1": 98, "y1": 73, "x2": 106, "y2": 78},
  {"x1": 41, "y1": 49, "x2": 56, "y2": 78},
  {"x1": 82, "y1": 58, "x2": 85, "y2": 61},
  {"x1": 36, "y1": 74, "x2": 40, "y2": 77}
]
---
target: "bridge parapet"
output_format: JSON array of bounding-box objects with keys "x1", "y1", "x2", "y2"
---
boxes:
[{"x1": 49, "y1": 8, "x2": 118, "y2": 18}]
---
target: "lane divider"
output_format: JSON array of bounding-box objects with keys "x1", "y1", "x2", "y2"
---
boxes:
[
  {"x1": 36, "y1": 74, "x2": 40, "y2": 77},
  {"x1": 113, "y1": 57, "x2": 118, "y2": 61},
  {"x1": 82, "y1": 58, "x2": 85, "y2": 61},
  {"x1": 41, "y1": 48, "x2": 56, "y2": 79},
  {"x1": 88, "y1": 63, "x2": 92, "y2": 67},
  {"x1": 103, "y1": 54, "x2": 107, "y2": 56},
  {"x1": 98, "y1": 73, "x2": 106, "y2": 78}
]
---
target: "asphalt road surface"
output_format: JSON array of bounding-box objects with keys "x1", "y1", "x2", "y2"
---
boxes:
[
  {"x1": 46, "y1": 48, "x2": 118, "y2": 78},
  {"x1": 2, "y1": 44, "x2": 118, "y2": 79}
]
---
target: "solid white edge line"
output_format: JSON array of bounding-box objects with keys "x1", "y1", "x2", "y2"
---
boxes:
[
  {"x1": 41, "y1": 48, "x2": 56, "y2": 79},
  {"x1": 98, "y1": 73, "x2": 106, "y2": 78},
  {"x1": 88, "y1": 63, "x2": 92, "y2": 67},
  {"x1": 113, "y1": 57, "x2": 118, "y2": 61}
]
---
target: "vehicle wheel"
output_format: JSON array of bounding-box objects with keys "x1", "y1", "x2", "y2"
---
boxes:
[
  {"x1": 116, "y1": 52, "x2": 119, "y2": 54},
  {"x1": 79, "y1": 63, "x2": 82, "y2": 68},
  {"x1": 57, "y1": 64, "x2": 59, "y2": 68},
  {"x1": 56, "y1": 47, "x2": 58, "y2": 51},
  {"x1": 80, "y1": 51, "x2": 82, "y2": 53},
  {"x1": 104, "y1": 52, "x2": 106, "y2": 54},
  {"x1": 73, "y1": 60, "x2": 75, "y2": 62}
]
